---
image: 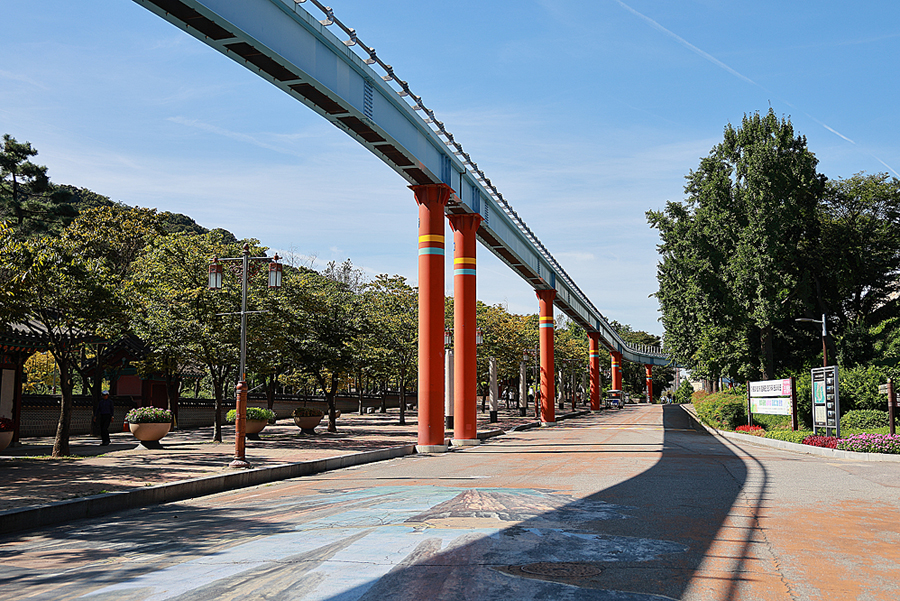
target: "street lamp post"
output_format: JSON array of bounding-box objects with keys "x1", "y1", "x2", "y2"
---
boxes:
[
  {"x1": 209, "y1": 243, "x2": 282, "y2": 468},
  {"x1": 795, "y1": 313, "x2": 828, "y2": 367}
]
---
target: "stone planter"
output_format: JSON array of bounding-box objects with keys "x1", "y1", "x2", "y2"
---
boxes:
[
  {"x1": 293, "y1": 415, "x2": 324, "y2": 434},
  {"x1": 0, "y1": 430, "x2": 13, "y2": 451},
  {"x1": 245, "y1": 419, "x2": 268, "y2": 435},
  {"x1": 129, "y1": 422, "x2": 171, "y2": 448}
]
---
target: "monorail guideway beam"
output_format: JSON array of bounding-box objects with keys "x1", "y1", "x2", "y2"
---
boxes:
[{"x1": 131, "y1": 0, "x2": 668, "y2": 367}]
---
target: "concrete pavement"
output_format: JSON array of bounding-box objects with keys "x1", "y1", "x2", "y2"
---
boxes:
[
  {"x1": 2, "y1": 404, "x2": 898, "y2": 600},
  {"x1": 0, "y1": 408, "x2": 550, "y2": 533}
]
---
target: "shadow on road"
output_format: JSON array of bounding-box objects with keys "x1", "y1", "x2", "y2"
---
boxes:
[
  {"x1": 0, "y1": 406, "x2": 765, "y2": 601},
  {"x1": 317, "y1": 405, "x2": 759, "y2": 600}
]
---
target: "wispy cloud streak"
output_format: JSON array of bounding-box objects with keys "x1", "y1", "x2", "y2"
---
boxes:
[
  {"x1": 613, "y1": 0, "x2": 898, "y2": 176},
  {"x1": 613, "y1": 0, "x2": 757, "y2": 87}
]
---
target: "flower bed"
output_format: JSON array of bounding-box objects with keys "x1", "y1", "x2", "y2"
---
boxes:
[
  {"x1": 836, "y1": 433, "x2": 900, "y2": 454},
  {"x1": 801, "y1": 435, "x2": 840, "y2": 449},
  {"x1": 735, "y1": 425, "x2": 766, "y2": 437}
]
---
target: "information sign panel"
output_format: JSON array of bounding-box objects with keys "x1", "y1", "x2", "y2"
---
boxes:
[
  {"x1": 749, "y1": 378, "x2": 792, "y2": 416},
  {"x1": 811, "y1": 366, "x2": 840, "y2": 436}
]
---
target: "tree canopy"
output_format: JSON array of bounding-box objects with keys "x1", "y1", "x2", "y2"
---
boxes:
[{"x1": 649, "y1": 110, "x2": 900, "y2": 386}]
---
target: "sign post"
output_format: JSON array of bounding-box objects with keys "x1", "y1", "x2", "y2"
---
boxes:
[
  {"x1": 879, "y1": 379, "x2": 895, "y2": 435},
  {"x1": 748, "y1": 378, "x2": 795, "y2": 429},
  {"x1": 811, "y1": 366, "x2": 840, "y2": 437}
]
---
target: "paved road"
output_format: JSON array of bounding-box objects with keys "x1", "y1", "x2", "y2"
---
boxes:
[{"x1": 2, "y1": 405, "x2": 898, "y2": 600}]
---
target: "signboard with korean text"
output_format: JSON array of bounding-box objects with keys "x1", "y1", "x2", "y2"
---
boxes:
[
  {"x1": 749, "y1": 378, "x2": 793, "y2": 416},
  {"x1": 811, "y1": 366, "x2": 840, "y2": 436}
]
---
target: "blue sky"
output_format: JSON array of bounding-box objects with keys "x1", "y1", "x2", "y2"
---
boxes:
[{"x1": 2, "y1": 1, "x2": 897, "y2": 336}]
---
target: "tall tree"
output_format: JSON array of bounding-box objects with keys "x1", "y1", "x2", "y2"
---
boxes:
[
  {"x1": 817, "y1": 173, "x2": 900, "y2": 365},
  {"x1": 0, "y1": 134, "x2": 76, "y2": 237},
  {"x1": 649, "y1": 110, "x2": 825, "y2": 380},
  {"x1": 365, "y1": 275, "x2": 417, "y2": 424},
  {"x1": 0, "y1": 222, "x2": 124, "y2": 456},
  {"x1": 130, "y1": 231, "x2": 247, "y2": 441},
  {"x1": 280, "y1": 263, "x2": 366, "y2": 432}
]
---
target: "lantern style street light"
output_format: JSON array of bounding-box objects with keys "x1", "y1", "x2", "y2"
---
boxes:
[{"x1": 209, "y1": 243, "x2": 282, "y2": 468}]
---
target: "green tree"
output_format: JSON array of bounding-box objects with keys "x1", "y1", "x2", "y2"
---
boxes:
[
  {"x1": 280, "y1": 262, "x2": 366, "y2": 432},
  {"x1": 477, "y1": 302, "x2": 538, "y2": 405},
  {"x1": 0, "y1": 223, "x2": 123, "y2": 456},
  {"x1": 365, "y1": 274, "x2": 417, "y2": 424},
  {"x1": 130, "y1": 231, "x2": 249, "y2": 441},
  {"x1": 649, "y1": 110, "x2": 825, "y2": 381},
  {"x1": 0, "y1": 134, "x2": 76, "y2": 237},
  {"x1": 817, "y1": 173, "x2": 900, "y2": 366}
]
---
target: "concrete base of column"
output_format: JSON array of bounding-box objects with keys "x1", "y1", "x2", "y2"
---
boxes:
[
  {"x1": 415, "y1": 444, "x2": 449, "y2": 454},
  {"x1": 540, "y1": 421, "x2": 557, "y2": 427},
  {"x1": 451, "y1": 438, "x2": 481, "y2": 447},
  {"x1": 591, "y1": 409, "x2": 603, "y2": 414}
]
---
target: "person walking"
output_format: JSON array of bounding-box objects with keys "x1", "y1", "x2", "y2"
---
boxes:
[{"x1": 95, "y1": 390, "x2": 114, "y2": 446}]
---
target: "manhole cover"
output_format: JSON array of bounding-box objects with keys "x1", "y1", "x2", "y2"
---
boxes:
[{"x1": 518, "y1": 562, "x2": 603, "y2": 578}]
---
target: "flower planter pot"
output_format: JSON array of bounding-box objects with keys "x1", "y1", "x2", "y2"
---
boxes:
[
  {"x1": 245, "y1": 419, "x2": 268, "y2": 435},
  {"x1": 129, "y1": 422, "x2": 171, "y2": 448},
  {"x1": 0, "y1": 430, "x2": 13, "y2": 451},
  {"x1": 293, "y1": 415, "x2": 324, "y2": 434}
]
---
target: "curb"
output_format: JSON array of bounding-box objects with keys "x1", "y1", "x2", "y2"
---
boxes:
[
  {"x1": 0, "y1": 444, "x2": 416, "y2": 537},
  {"x1": 678, "y1": 405, "x2": 900, "y2": 463}
]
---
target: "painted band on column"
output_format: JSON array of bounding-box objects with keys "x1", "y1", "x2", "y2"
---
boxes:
[
  {"x1": 454, "y1": 257, "x2": 476, "y2": 276},
  {"x1": 418, "y1": 234, "x2": 445, "y2": 255}
]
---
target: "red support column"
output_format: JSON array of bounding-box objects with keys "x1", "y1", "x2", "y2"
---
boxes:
[
  {"x1": 589, "y1": 333, "x2": 601, "y2": 411},
  {"x1": 611, "y1": 351, "x2": 623, "y2": 391},
  {"x1": 448, "y1": 213, "x2": 482, "y2": 446},
  {"x1": 645, "y1": 365, "x2": 654, "y2": 403},
  {"x1": 412, "y1": 184, "x2": 452, "y2": 452},
  {"x1": 536, "y1": 289, "x2": 557, "y2": 425}
]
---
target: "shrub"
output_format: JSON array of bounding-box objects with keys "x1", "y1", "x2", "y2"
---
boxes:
[
  {"x1": 735, "y1": 425, "x2": 766, "y2": 437},
  {"x1": 840, "y1": 409, "x2": 889, "y2": 430},
  {"x1": 836, "y1": 433, "x2": 900, "y2": 454},
  {"x1": 752, "y1": 413, "x2": 792, "y2": 431},
  {"x1": 691, "y1": 390, "x2": 710, "y2": 404},
  {"x1": 292, "y1": 406, "x2": 324, "y2": 418},
  {"x1": 124, "y1": 407, "x2": 173, "y2": 423},
  {"x1": 839, "y1": 365, "x2": 886, "y2": 412},
  {"x1": 802, "y1": 435, "x2": 839, "y2": 449},
  {"x1": 225, "y1": 407, "x2": 276, "y2": 424},
  {"x1": 673, "y1": 379, "x2": 695, "y2": 404},
  {"x1": 765, "y1": 430, "x2": 812, "y2": 444},
  {"x1": 694, "y1": 391, "x2": 746, "y2": 430}
]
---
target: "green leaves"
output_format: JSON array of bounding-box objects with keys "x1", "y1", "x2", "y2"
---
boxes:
[{"x1": 650, "y1": 110, "x2": 824, "y2": 381}]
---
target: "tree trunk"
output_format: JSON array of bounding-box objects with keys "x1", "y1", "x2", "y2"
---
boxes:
[
  {"x1": 213, "y1": 378, "x2": 224, "y2": 442},
  {"x1": 358, "y1": 371, "x2": 364, "y2": 415},
  {"x1": 52, "y1": 357, "x2": 73, "y2": 457},
  {"x1": 761, "y1": 325, "x2": 774, "y2": 380},
  {"x1": 266, "y1": 373, "x2": 276, "y2": 410},
  {"x1": 166, "y1": 374, "x2": 181, "y2": 430},
  {"x1": 326, "y1": 375, "x2": 338, "y2": 433}
]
